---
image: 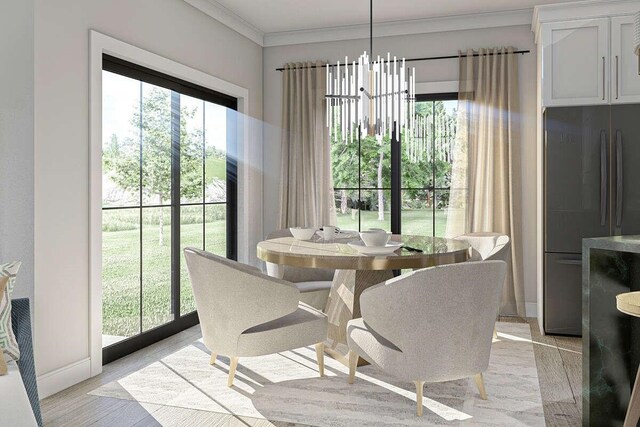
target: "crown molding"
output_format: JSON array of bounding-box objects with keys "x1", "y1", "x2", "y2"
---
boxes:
[
  {"x1": 263, "y1": 9, "x2": 533, "y2": 47},
  {"x1": 532, "y1": 0, "x2": 640, "y2": 43},
  {"x1": 183, "y1": 0, "x2": 265, "y2": 46}
]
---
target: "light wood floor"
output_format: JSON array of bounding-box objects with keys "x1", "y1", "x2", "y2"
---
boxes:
[{"x1": 41, "y1": 318, "x2": 581, "y2": 426}]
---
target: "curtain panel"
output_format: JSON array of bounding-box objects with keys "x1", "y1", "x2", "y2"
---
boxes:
[
  {"x1": 449, "y1": 47, "x2": 525, "y2": 317},
  {"x1": 278, "y1": 61, "x2": 336, "y2": 229}
]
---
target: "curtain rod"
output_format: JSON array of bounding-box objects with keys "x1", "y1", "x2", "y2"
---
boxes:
[{"x1": 276, "y1": 49, "x2": 530, "y2": 71}]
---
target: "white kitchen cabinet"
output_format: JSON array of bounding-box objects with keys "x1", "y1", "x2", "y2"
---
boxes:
[
  {"x1": 542, "y1": 18, "x2": 610, "y2": 107},
  {"x1": 611, "y1": 15, "x2": 640, "y2": 104}
]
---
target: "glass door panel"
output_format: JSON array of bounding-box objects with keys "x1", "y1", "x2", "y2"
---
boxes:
[
  {"x1": 330, "y1": 94, "x2": 460, "y2": 236},
  {"x1": 141, "y1": 207, "x2": 172, "y2": 332},
  {"x1": 402, "y1": 96, "x2": 459, "y2": 238},
  {"x1": 205, "y1": 204, "x2": 227, "y2": 256},
  {"x1": 101, "y1": 208, "x2": 141, "y2": 347},
  {"x1": 101, "y1": 55, "x2": 237, "y2": 363},
  {"x1": 180, "y1": 205, "x2": 203, "y2": 315},
  {"x1": 334, "y1": 189, "x2": 359, "y2": 231},
  {"x1": 401, "y1": 189, "x2": 434, "y2": 237}
]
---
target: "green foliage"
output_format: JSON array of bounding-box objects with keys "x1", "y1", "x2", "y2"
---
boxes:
[
  {"x1": 331, "y1": 100, "x2": 458, "y2": 214},
  {"x1": 104, "y1": 88, "x2": 204, "y2": 205}
]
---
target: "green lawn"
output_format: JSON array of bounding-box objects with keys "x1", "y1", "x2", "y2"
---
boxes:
[
  {"x1": 336, "y1": 208, "x2": 451, "y2": 236},
  {"x1": 102, "y1": 207, "x2": 225, "y2": 338},
  {"x1": 205, "y1": 156, "x2": 225, "y2": 181},
  {"x1": 102, "y1": 207, "x2": 452, "y2": 339}
]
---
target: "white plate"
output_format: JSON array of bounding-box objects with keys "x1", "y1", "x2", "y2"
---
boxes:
[
  {"x1": 348, "y1": 241, "x2": 404, "y2": 255},
  {"x1": 315, "y1": 229, "x2": 359, "y2": 240}
]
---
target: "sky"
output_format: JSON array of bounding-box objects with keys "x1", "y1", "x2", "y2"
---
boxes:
[{"x1": 102, "y1": 70, "x2": 229, "y2": 153}]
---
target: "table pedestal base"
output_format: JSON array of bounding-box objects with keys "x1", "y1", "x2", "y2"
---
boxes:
[{"x1": 323, "y1": 269, "x2": 394, "y2": 366}]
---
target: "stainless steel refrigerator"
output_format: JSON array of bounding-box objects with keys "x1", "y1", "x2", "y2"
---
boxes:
[{"x1": 544, "y1": 105, "x2": 640, "y2": 335}]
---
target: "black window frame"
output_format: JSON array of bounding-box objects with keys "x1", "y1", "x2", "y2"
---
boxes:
[{"x1": 101, "y1": 54, "x2": 238, "y2": 363}]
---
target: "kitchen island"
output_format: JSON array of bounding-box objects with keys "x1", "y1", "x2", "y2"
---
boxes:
[{"x1": 583, "y1": 236, "x2": 640, "y2": 426}]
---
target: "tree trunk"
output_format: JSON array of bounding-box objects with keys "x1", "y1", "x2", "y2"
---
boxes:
[
  {"x1": 340, "y1": 189, "x2": 348, "y2": 215},
  {"x1": 377, "y1": 150, "x2": 384, "y2": 221},
  {"x1": 158, "y1": 195, "x2": 164, "y2": 246}
]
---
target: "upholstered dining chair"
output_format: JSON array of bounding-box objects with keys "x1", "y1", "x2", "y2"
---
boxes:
[
  {"x1": 455, "y1": 232, "x2": 510, "y2": 263},
  {"x1": 265, "y1": 229, "x2": 335, "y2": 311},
  {"x1": 184, "y1": 247, "x2": 328, "y2": 387},
  {"x1": 346, "y1": 261, "x2": 507, "y2": 416},
  {"x1": 455, "y1": 232, "x2": 511, "y2": 339}
]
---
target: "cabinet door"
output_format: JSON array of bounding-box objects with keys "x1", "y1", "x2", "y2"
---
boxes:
[
  {"x1": 611, "y1": 16, "x2": 640, "y2": 104},
  {"x1": 542, "y1": 19, "x2": 610, "y2": 107},
  {"x1": 545, "y1": 106, "x2": 611, "y2": 253},
  {"x1": 612, "y1": 104, "x2": 640, "y2": 236}
]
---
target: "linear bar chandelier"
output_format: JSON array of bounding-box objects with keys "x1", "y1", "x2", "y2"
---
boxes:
[{"x1": 326, "y1": 0, "x2": 416, "y2": 143}]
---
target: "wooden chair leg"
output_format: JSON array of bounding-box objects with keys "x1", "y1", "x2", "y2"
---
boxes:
[
  {"x1": 315, "y1": 343, "x2": 325, "y2": 377},
  {"x1": 209, "y1": 353, "x2": 217, "y2": 366},
  {"x1": 624, "y1": 363, "x2": 640, "y2": 427},
  {"x1": 414, "y1": 380, "x2": 425, "y2": 416},
  {"x1": 493, "y1": 326, "x2": 498, "y2": 341},
  {"x1": 474, "y1": 373, "x2": 488, "y2": 400},
  {"x1": 227, "y1": 357, "x2": 238, "y2": 387},
  {"x1": 348, "y1": 350, "x2": 358, "y2": 384}
]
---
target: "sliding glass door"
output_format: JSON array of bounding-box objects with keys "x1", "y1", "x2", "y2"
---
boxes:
[
  {"x1": 331, "y1": 93, "x2": 461, "y2": 237},
  {"x1": 101, "y1": 55, "x2": 237, "y2": 363}
]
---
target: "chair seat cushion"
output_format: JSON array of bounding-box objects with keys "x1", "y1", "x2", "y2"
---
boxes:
[{"x1": 238, "y1": 303, "x2": 328, "y2": 357}]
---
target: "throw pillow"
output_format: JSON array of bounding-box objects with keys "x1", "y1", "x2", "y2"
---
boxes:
[{"x1": 0, "y1": 262, "x2": 22, "y2": 361}]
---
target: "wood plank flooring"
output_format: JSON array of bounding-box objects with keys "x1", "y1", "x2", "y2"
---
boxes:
[{"x1": 41, "y1": 319, "x2": 581, "y2": 426}]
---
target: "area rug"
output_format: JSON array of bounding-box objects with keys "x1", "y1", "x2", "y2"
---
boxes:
[{"x1": 90, "y1": 322, "x2": 544, "y2": 426}]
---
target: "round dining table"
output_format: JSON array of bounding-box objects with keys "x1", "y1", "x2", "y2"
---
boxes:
[{"x1": 257, "y1": 233, "x2": 470, "y2": 364}]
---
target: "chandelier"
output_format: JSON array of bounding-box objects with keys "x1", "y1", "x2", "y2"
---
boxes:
[{"x1": 326, "y1": 0, "x2": 416, "y2": 143}]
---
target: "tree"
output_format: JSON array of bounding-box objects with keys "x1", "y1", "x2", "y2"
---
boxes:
[
  {"x1": 104, "y1": 87, "x2": 203, "y2": 245},
  {"x1": 330, "y1": 100, "x2": 458, "y2": 222}
]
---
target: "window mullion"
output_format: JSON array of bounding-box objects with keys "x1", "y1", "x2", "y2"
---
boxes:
[
  {"x1": 139, "y1": 81, "x2": 144, "y2": 336},
  {"x1": 170, "y1": 91, "x2": 181, "y2": 319}
]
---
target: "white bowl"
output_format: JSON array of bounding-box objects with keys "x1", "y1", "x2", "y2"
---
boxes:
[
  {"x1": 289, "y1": 227, "x2": 317, "y2": 241},
  {"x1": 359, "y1": 230, "x2": 391, "y2": 247},
  {"x1": 349, "y1": 241, "x2": 403, "y2": 255}
]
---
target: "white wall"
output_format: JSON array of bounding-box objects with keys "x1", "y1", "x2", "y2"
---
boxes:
[
  {"x1": 34, "y1": 0, "x2": 263, "y2": 392},
  {"x1": 263, "y1": 25, "x2": 539, "y2": 314},
  {"x1": 0, "y1": 0, "x2": 34, "y2": 302}
]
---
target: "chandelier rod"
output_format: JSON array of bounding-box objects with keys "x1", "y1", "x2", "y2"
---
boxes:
[
  {"x1": 275, "y1": 49, "x2": 530, "y2": 71},
  {"x1": 369, "y1": 0, "x2": 373, "y2": 58}
]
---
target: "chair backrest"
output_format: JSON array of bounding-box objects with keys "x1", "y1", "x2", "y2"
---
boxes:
[
  {"x1": 359, "y1": 261, "x2": 506, "y2": 382},
  {"x1": 266, "y1": 229, "x2": 335, "y2": 282},
  {"x1": 183, "y1": 248, "x2": 299, "y2": 356},
  {"x1": 456, "y1": 232, "x2": 510, "y2": 262}
]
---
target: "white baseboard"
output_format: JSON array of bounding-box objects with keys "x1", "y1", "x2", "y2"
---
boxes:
[
  {"x1": 525, "y1": 302, "x2": 538, "y2": 319},
  {"x1": 37, "y1": 357, "x2": 91, "y2": 399}
]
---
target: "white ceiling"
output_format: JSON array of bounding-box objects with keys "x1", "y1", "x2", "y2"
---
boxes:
[{"x1": 213, "y1": 0, "x2": 575, "y2": 33}]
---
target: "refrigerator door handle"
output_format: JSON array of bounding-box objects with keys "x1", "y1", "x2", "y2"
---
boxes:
[
  {"x1": 556, "y1": 258, "x2": 582, "y2": 266},
  {"x1": 616, "y1": 130, "x2": 623, "y2": 228},
  {"x1": 600, "y1": 130, "x2": 607, "y2": 226}
]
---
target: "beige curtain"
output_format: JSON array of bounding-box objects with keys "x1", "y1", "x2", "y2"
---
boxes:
[
  {"x1": 278, "y1": 61, "x2": 336, "y2": 229},
  {"x1": 448, "y1": 47, "x2": 525, "y2": 317}
]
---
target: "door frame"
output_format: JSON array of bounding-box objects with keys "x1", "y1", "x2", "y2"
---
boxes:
[{"x1": 89, "y1": 30, "x2": 253, "y2": 377}]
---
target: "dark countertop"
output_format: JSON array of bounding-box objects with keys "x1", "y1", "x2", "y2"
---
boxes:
[
  {"x1": 583, "y1": 235, "x2": 640, "y2": 253},
  {"x1": 583, "y1": 235, "x2": 640, "y2": 426}
]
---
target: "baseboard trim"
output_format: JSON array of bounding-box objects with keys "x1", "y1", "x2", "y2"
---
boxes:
[
  {"x1": 37, "y1": 357, "x2": 91, "y2": 399},
  {"x1": 525, "y1": 302, "x2": 538, "y2": 319}
]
